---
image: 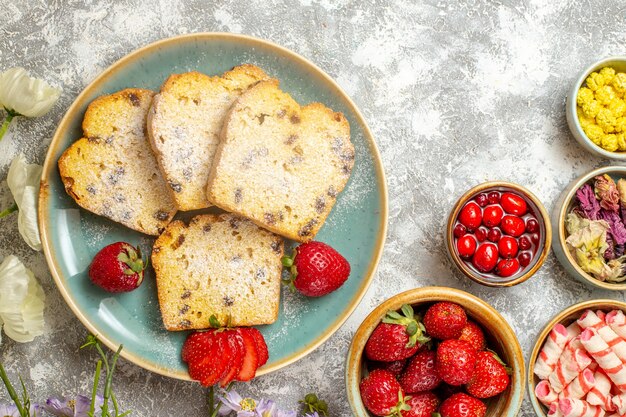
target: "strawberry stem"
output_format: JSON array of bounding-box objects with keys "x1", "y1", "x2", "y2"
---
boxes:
[{"x1": 381, "y1": 304, "x2": 430, "y2": 348}]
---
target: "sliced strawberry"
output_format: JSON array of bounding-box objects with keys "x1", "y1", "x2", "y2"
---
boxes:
[
  {"x1": 219, "y1": 330, "x2": 245, "y2": 387},
  {"x1": 187, "y1": 337, "x2": 227, "y2": 386},
  {"x1": 235, "y1": 328, "x2": 259, "y2": 381},
  {"x1": 247, "y1": 327, "x2": 269, "y2": 367}
]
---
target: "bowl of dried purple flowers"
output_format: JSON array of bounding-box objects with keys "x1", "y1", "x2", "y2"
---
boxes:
[{"x1": 553, "y1": 166, "x2": 626, "y2": 290}]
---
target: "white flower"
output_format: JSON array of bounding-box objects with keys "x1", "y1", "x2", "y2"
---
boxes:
[
  {"x1": 7, "y1": 154, "x2": 43, "y2": 251},
  {"x1": 0, "y1": 255, "x2": 45, "y2": 344},
  {"x1": 0, "y1": 67, "x2": 61, "y2": 117}
]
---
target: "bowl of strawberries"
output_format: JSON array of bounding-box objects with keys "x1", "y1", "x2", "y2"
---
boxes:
[
  {"x1": 529, "y1": 299, "x2": 626, "y2": 417},
  {"x1": 345, "y1": 287, "x2": 525, "y2": 417}
]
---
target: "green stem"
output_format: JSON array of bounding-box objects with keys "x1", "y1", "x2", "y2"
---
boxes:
[
  {"x1": 208, "y1": 386, "x2": 214, "y2": 416},
  {"x1": 0, "y1": 112, "x2": 15, "y2": 142},
  {"x1": 89, "y1": 360, "x2": 102, "y2": 417},
  {"x1": 0, "y1": 203, "x2": 18, "y2": 219},
  {"x1": 103, "y1": 345, "x2": 123, "y2": 417},
  {"x1": 94, "y1": 344, "x2": 111, "y2": 416},
  {"x1": 0, "y1": 362, "x2": 26, "y2": 417}
]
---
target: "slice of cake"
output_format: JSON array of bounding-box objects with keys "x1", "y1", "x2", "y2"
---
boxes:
[
  {"x1": 147, "y1": 65, "x2": 271, "y2": 211},
  {"x1": 152, "y1": 213, "x2": 284, "y2": 330},
  {"x1": 58, "y1": 88, "x2": 177, "y2": 236},
  {"x1": 206, "y1": 80, "x2": 355, "y2": 242}
]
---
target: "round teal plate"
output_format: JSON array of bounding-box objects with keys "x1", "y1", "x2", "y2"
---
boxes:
[{"x1": 39, "y1": 33, "x2": 387, "y2": 380}]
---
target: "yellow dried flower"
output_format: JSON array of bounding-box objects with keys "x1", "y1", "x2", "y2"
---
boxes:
[
  {"x1": 583, "y1": 124, "x2": 605, "y2": 145},
  {"x1": 586, "y1": 71, "x2": 606, "y2": 91},
  {"x1": 613, "y1": 73, "x2": 626, "y2": 96},
  {"x1": 609, "y1": 98, "x2": 626, "y2": 118},
  {"x1": 618, "y1": 133, "x2": 626, "y2": 151},
  {"x1": 602, "y1": 134, "x2": 619, "y2": 151},
  {"x1": 582, "y1": 99, "x2": 601, "y2": 118},
  {"x1": 600, "y1": 67, "x2": 616, "y2": 84},
  {"x1": 597, "y1": 108, "x2": 617, "y2": 133},
  {"x1": 615, "y1": 117, "x2": 626, "y2": 133},
  {"x1": 577, "y1": 87, "x2": 594, "y2": 106},
  {"x1": 595, "y1": 85, "x2": 617, "y2": 105}
]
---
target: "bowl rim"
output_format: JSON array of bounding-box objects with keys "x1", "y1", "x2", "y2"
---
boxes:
[
  {"x1": 37, "y1": 32, "x2": 389, "y2": 381},
  {"x1": 345, "y1": 286, "x2": 526, "y2": 417},
  {"x1": 567, "y1": 55, "x2": 626, "y2": 160},
  {"x1": 527, "y1": 298, "x2": 626, "y2": 417},
  {"x1": 446, "y1": 181, "x2": 552, "y2": 287},
  {"x1": 556, "y1": 165, "x2": 626, "y2": 290}
]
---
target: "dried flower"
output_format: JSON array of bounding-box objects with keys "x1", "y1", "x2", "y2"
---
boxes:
[
  {"x1": 575, "y1": 184, "x2": 601, "y2": 220},
  {"x1": 618, "y1": 179, "x2": 626, "y2": 206},
  {"x1": 598, "y1": 209, "x2": 626, "y2": 245},
  {"x1": 565, "y1": 213, "x2": 613, "y2": 279},
  {"x1": 595, "y1": 174, "x2": 620, "y2": 212},
  {"x1": 44, "y1": 394, "x2": 103, "y2": 417},
  {"x1": 6, "y1": 154, "x2": 43, "y2": 251},
  {"x1": 0, "y1": 255, "x2": 45, "y2": 344}
]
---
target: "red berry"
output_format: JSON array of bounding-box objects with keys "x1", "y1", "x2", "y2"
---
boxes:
[
  {"x1": 283, "y1": 241, "x2": 350, "y2": 297},
  {"x1": 501, "y1": 215, "x2": 525, "y2": 237},
  {"x1": 498, "y1": 236, "x2": 518, "y2": 258},
  {"x1": 496, "y1": 258, "x2": 520, "y2": 277},
  {"x1": 531, "y1": 233, "x2": 540, "y2": 244},
  {"x1": 458, "y1": 202, "x2": 482, "y2": 231},
  {"x1": 457, "y1": 235, "x2": 477, "y2": 259},
  {"x1": 475, "y1": 227, "x2": 487, "y2": 242},
  {"x1": 518, "y1": 236, "x2": 531, "y2": 250},
  {"x1": 399, "y1": 350, "x2": 441, "y2": 393},
  {"x1": 88, "y1": 242, "x2": 147, "y2": 292},
  {"x1": 360, "y1": 369, "x2": 405, "y2": 416},
  {"x1": 424, "y1": 302, "x2": 468, "y2": 340},
  {"x1": 401, "y1": 392, "x2": 440, "y2": 417},
  {"x1": 458, "y1": 321, "x2": 487, "y2": 351},
  {"x1": 518, "y1": 252, "x2": 532, "y2": 267},
  {"x1": 475, "y1": 193, "x2": 488, "y2": 207},
  {"x1": 453, "y1": 223, "x2": 467, "y2": 238},
  {"x1": 436, "y1": 340, "x2": 477, "y2": 386},
  {"x1": 472, "y1": 243, "x2": 498, "y2": 273},
  {"x1": 365, "y1": 305, "x2": 428, "y2": 362},
  {"x1": 182, "y1": 330, "x2": 228, "y2": 387},
  {"x1": 482, "y1": 205, "x2": 503, "y2": 228},
  {"x1": 487, "y1": 191, "x2": 500, "y2": 204},
  {"x1": 466, "y1": 351, "x2": 511, "y2": 399},
  {"x1": 439, "y1": 393, "x2": 486, "y2": 417},
  {"x1": 500, "y1": 192, "x2": 528, "y2": 216},
  {"x1": 526, "y1": 217, "x2": 539, "y2": 233},
  {"x1": 369, "y1": 359, "x2": 407, "y2": 376},
  {"x1": 487, "y1": 227, "x2": 501, "y2": 242}
]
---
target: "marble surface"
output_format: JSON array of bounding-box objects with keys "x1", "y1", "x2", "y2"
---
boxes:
[{"x1": 1, "y1": 1, "x2": 625, "y2": 416}]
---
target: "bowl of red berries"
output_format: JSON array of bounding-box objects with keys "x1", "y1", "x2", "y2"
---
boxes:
[
  {"x1": 345, "y1": 286, "x2": 525, "y2": 417},
  {"x1": 446, "y1": 181, "x2": 552, "y2": 287}
]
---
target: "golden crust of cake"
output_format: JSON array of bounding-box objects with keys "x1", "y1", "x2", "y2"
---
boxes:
[
  {"x1": 147, "y1": 65, "x2": 272, "y2": 211},
  {"x1": 58, "y1": 88, "x2": 177, "y2": 236},
  {"x1": 206, "y1": 80, "x2": 354, "y2": 242},
  {"x1": 152, "y1": 213, "x2": 284, "y2": 330}
]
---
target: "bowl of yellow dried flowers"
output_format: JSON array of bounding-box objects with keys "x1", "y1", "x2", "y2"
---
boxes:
[
  {"x1": 552, "y1": 166, "x2": 626, "y2": 290},
  {"x1": 567, "y1": 56, "x2": 626, "y2": 159}
]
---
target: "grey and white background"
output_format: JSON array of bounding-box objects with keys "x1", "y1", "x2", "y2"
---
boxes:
[{"x1": 0, "y1": 1, "x2": 625, "y2": 416}]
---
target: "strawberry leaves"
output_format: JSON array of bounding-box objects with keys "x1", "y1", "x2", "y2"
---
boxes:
[{"x1": 382, "y1": 304, "x2": 430, "y2": 348}]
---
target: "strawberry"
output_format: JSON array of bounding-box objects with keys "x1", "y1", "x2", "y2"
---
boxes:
[
  {"x1": 436, "y1": 339, "x2": 477, "y2": 386},
  {"x1": 281, "y1": 241, "x2": 350, "y2": 297},
  {"x1": 401, "y1": 392, "x2": 439, "y2": 417},
  {"x1": 88, "y1": 242, "x2": 147, "y2": 292},
  {"x1": 438, "y1": 393, "x2": 486, "y2": 417},
  {"x1": 424, "y1": 302, "x2": 467, "y2": 340},
  {"x1": 458, "y1": 321, "x2": 486, "y2": 351},
  {"x1": 359, "y1": 369, "x2": 410, "y2": 416},
  {"x1": 466, "y1": 350, "x2": 511, "y2": 398},
  {"x1": 369, "y1": 359, "x2": 408, "y2": 376},
  {"x1": 365, "y1": 304, "x2": 430, "y2": 362},
  {"x1": 246, "y1": 327, "x2": 269, "y2": 367},
  {"x1": 235, "y1": 328, "x2": 259, "y2": 381},
  {"x1": 182, "y1": 330, "x2": 229, "y2": 387},
  {"x1": 399, "y1": 350, "x2": 441, "y2": 393},
  {"x1": 218, "y1": 330, "x2": 245, "y2": 387}
]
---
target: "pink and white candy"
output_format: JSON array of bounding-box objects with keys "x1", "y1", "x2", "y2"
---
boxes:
[
  {"x1": 549, "y1": 347, "x2": 593, "y2": 393},
  {"x1": 561, "y1": 369, "x2": 596, "y2": 400},
  {"x1": 559, "y1": 398, "x2": 606, "y2": 417},
  {"x1": 587, "y1": 371, "x2": 616, "y2": 412},
  {"x1": 580, "y1": 329, "x2": 626, "y2": 392},
  {"x1": 607, "y1": 311, "x2": 626, "y2": 340},
  {"x1": 579, "y1": 310, "x2": 626, "y2": 363},
  {"x1": 537, "y1": 324, "x2": 575, "y2": 379}
]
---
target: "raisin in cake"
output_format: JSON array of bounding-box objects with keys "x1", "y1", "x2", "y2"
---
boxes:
[
  {"x1": 58, "y1": 89, "x2": 177, "y2": 236},
  {"x1": 152, "y1": 213, "x2": 284, "y2": 330},
  {"x1": 206, "y1": 80, "x2": 355, "y2": 242},
  {"x1": 147, "y1": 65, "x2": 271, "y2": 211}
]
